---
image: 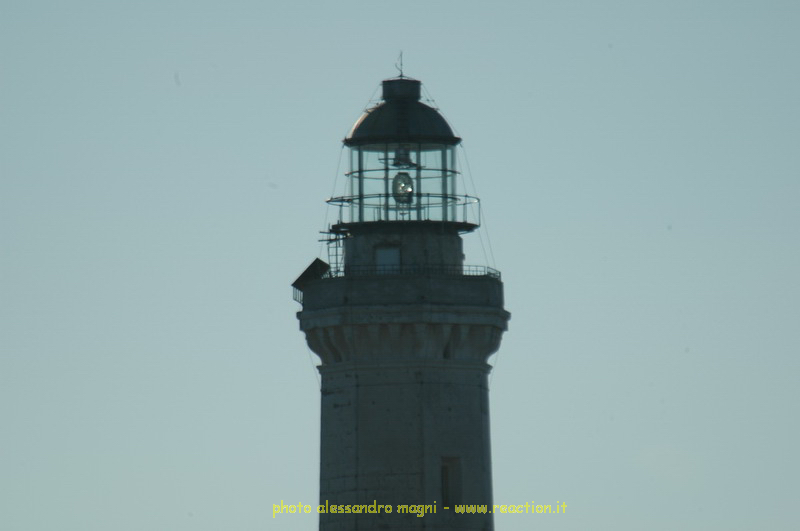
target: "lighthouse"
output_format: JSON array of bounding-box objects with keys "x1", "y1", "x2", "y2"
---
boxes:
[{"x1": 293, "y1": 75, "x2": 510, "y2": 531}]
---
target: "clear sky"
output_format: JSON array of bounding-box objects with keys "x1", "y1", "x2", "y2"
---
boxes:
[{"x1": 2, "y1": 1, "x2": 798, "y2": 530}]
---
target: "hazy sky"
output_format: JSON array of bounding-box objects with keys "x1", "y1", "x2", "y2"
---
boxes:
[{"x1": 2, "y1": 1, "x2": 799, "y2": 530}]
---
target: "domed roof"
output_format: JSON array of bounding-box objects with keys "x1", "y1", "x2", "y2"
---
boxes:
[{"x1": 344, "y1": 78, "x2": 461, "y2": 147}]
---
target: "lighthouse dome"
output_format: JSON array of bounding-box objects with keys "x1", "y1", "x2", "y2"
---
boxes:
[{"x1": 344, "y1": 78, "x2": 461, "y2": 147}]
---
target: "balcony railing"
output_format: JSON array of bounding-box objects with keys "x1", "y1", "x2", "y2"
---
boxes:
[
  {"x1": 293, "y1": 264, "x2": 501, "y2": 305},
  {"x1": 327, "y1": 193, "x2": 481, "y2": 225},
  {"x1": 326, "y1": 264, "x2": 500, "y2": 279}
]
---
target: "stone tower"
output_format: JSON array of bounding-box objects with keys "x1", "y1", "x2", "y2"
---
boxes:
[{"x1": 293, "y1": 76, "x2": 510, "y2": 531}]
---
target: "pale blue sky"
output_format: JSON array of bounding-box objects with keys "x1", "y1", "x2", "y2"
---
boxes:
[{"x1": 2, "y1": 1, "x2": 799, "y2": 530}]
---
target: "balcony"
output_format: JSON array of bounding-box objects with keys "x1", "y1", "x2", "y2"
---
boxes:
[{"x1": 293, "y1": 263, "x2": 501, "y2": 306}]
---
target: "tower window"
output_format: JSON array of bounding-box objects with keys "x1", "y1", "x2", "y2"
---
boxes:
[
  {"x1": 441, "y1": 457, "x2": 461, "y2": 507},
  {"x1": 375, "y1": 246, "x2": 400, "y2": 273}
]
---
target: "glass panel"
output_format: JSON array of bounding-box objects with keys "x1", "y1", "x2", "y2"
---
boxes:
[
  {"x1": 336, "y1": 143, "x2": 470, "y2": 224},
  {"x1": 375, "y1": 246, "x2": 400, "y2": 273}
]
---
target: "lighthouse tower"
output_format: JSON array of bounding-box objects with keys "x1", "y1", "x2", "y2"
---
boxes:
[{"x1": 293, "y1": 76, "x2": 510, "y2": 531}]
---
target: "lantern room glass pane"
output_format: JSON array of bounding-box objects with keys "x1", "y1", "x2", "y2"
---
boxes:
[{"x1": 342, "y1": 143, "x2": 461, "y2": 224}]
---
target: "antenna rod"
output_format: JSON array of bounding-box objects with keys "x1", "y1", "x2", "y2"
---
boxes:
[{"x1": 396, "y1": 51, "x2": 404, "y2": 78}]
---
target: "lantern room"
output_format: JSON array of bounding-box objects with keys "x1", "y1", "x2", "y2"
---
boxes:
[{"x1": 328, "y1": 77, "x2": 478, "y2": 229}]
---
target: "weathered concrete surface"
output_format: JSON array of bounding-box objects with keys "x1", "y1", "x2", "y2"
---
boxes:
[{"x1": 317, "y1": 362, "x2": 494, "y2": 531}]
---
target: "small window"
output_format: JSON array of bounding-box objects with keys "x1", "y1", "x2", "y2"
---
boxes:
[
  {"x1": 375, "y1": 246, "x2": 400, "y2": 273},
  {"x1": 441, "y1": 457, "x2": 461, "y2": 507}
]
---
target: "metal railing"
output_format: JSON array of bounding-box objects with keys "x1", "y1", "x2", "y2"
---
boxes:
[
  {"x1": 327, "y1": 193, "x2": 481, "y2": 225},
  {"x1": 294, "y1": 264, "x2": 501, "y2": 305},
  {"x1": 326, "y1": 264, "x2": 500, "y2": 279}
]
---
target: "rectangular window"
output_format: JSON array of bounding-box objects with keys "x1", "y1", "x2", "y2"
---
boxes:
[
  {"x1": 375, "y1": 246, "x2": 400, "y2": 273},
  {"x1": 441, "y1": 457, "x2": 461, "y2": 507}
]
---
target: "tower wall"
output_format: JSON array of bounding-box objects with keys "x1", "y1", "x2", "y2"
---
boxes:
[
  {"x1": 317, "y1": 360, "x2": 493, "y2": 531},
  {"x1": 299, "y1": 269, "x2": 508, "y2": 530},
  {"x1": 342, "y1": 221, "x2": 465, "y2": 269}
]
